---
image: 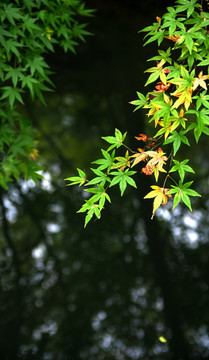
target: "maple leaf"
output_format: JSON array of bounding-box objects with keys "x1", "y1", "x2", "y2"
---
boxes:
[
  {"x1": 168, "y1": 181, "x2": 201, "y2": 211},
  {"x1": 154, "y1": 119, "x2": 172, "y2": 139},
  {"x1": 156, "y1": 59, "x2": 166, "y2": 69},
  {"x1": 145, "y1": 94, "x2": 173, "y2": 127},
  {"x1": 153, "y1": 166, "x2": 167, "y2": 182},
  {"x1": 109, "y1": 169, "x2": 137, "y2": 195},
  {"x1": 170, "y1": 67, "x2": 194, "y2": 111},
  {"x1": 141, "y1": 164, "x2": 154, "y2": 175},
  {"x1": 130, "y1": 148, "x2": 147, "y2": 167},
  {"x1": 193, "y1": 71, "x2": 209, "y2": 91},
  {"x1": 154, "y1": 81, "x2": 170, "y2": 93},
  {"x1": 154, "y1": 108, "x2": 187, "y2": 140},
  {"x1": 164, "y1": 68, "x2": 171, "y2": 74},
  {"x1": 29, "y1": 148, "x2": 39, "y2": 159},
  {"x1": 141, "y1": 159, "x2": 166, "y2": 181},
  {"x1": 111, "y1": 150, "x2": 130, "y2": 170},
  {"x1": 145, "y1": 59, "x2": 169, "y2": 85},
  {"x1": 144, "y1": 186, "x2": 172, "y2": 218},
  {"x1": 65, "y1": 168, "x2": 87, "y2": 187},
  {"x1": 135, "y1": 134, "x2": 148, "y2": 142},
  {"x1": 132, "y1": 148, "x2": 167, "y2": 180},
  {"x1": 145, "y1": 148, "x2": 168, "y2": 181},
  {"x1": 146, "y1": 102, "x2": 163, "y2": 117},
  {"x1": 164, "y1": 34, "x2": 181, "y2": 42},
  {"x1": 146, "y1": 148, "x2": 167, "y2": 170},
  {"x1": 171, "y1": 88, "x2": 193, "y2": 111}
]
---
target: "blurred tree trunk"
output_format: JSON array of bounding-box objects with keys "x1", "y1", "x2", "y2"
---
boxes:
[
  {"x1": 127, "y1": 111, "x2": 192, "y2": 359},
  {"x1": 143, "y1": 205, "x2": 191, "y2": 359},
  {"x1": 0, "y1": 189, "x2": 23, "y2": 360}
]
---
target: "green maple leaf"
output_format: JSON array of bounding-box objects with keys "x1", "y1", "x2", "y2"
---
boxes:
[
  {"x1": 92, "y1": 149, "x2": 115, "y2": 172},
  {"x1": 1, "y1": 86, "x2": 24, "y2": 108},
  {"x1": 169, "y1": 159, "x2": 194, "y2": 182},
  {"x1": 164, "y1": 130, "x2": 190, "y2": 155},
  {"x1": 168, "y1": 181, "x2": 201, "y2": 210},
  {"x1": 102, "y1": 128, "x2": 127, "y2": 151},
  {"x1": 85, "y1": 168, "x2": 110, "y2": 186},
  {"x1": 109, "y1": 169, "x2": 137, "y2": 196},
  {"x1": 65, "y1": 168, "x2": 86, "y2": 186}
]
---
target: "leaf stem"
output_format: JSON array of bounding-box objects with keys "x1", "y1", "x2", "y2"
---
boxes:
[{"x1": 122, "y1": 143, "x2": 136, "y2": 153}]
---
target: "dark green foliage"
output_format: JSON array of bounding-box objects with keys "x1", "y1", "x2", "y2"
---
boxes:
[{"x1": 0, "y1": 0, "x2": 92, "y2": 189}]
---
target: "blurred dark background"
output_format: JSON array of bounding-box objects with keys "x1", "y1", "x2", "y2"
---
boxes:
[{"x1": 1, "y1": 0, "x2": 209, "y2": 359}]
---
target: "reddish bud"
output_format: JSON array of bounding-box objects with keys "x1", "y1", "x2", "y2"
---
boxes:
[
  {"x1": 149, "y1": 94, "x2": 156, "y2": 100},
  {"x1": 146, "y1": 141, "x2": 156, "y2": 148}
]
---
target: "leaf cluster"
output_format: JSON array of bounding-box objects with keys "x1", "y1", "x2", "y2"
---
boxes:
[
  {"x1": 0, "y1": 0, "x2": 92, "y2": 188},
  {"x1": 66, "y1": 129, "x2": 138, "y2": 226},
  {"x1": 67, "y1": 0, "x2": 207, "y2": 224}
]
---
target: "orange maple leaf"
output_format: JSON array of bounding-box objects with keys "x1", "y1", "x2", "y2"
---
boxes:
[
  {"x1": 142, "y1": 164, "x2": 154, "y2": 175},
  {"x1": 154, "y1": 81, "x2": 171, "y2": 93},
  {"x1": 135, "y1": 134, "x2": 148, "y2": 142},
  {"x1": 164, "y1": 34, "x2": 181, "y2": 42},
  {"x1": 29, "y1": 148, "x2": 39, "y2": 159},
  {"x1": 179, "y1": 107, "x2": 185, "y2": 118}
]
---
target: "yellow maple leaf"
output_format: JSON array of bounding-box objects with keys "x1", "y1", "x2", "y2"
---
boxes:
[
  {"x1": 155, "y1": 108, "x2": 187, "y2": 140},
  {"x1": 155, "y1": 119, "x2": 174, "y2": 140},
  {"x1": 29, "y1": 148, "x2": 39, "y2": 159},
  {"x1": 144, "y1": 102, "x2": 163, "y2": 127},
  {"x1": 145, "y1": 102, "x2": 163, "y2": 117},
  {"x1": 146, "y1": 148, "x2": 167, "y2": 170},
  {"x1": 171, "y1": 88, "x2": 192, "y2": 111},
  {"x1": 132, "y1": 148, "x2": 167, "y2": 180},
  {"x1": 163, "y1": 93, "x2": 172, "y2": 104},
  {"x1": 144, "y1": 186, "x2": 171, "y2": 218},
  {"x1": 145, "y1": 148, "x2": 167, "y2": 181},
  {"x1": 153, "y1": 165, "x2": 167, "y2": 182},
  {"x1": 193, "y1": 71, "x2": 209, "y2": 91},
  {"x1": 111, "y1": 150, "x2": 130, "y2": 170},
  {"x1": 130, "y1": 149, "x2": 147, "y2": 167}
]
